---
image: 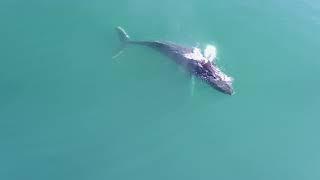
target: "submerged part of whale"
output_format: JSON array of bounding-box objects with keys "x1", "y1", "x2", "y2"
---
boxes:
[{"x1": 115, "y1": 26, "x2": 234, "y2": 95}]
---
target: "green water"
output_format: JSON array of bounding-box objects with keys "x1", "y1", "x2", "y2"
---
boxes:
[{"x1": 1, "y1": 0, "x2": 320, "y2": 179}]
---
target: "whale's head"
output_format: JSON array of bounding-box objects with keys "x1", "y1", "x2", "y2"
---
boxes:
[
  {"x1": 188, "y1": 45, "x2": 233, "y2": 95},
  {"x1": 206, "y1": 67, "x2": 234, "y2": 95},
  {"x1": 189, "y1": 60, "x2": 234, "y2": 95},
  {"x1": 185, "y1": 46, "x2": 234, "y2": 95}
]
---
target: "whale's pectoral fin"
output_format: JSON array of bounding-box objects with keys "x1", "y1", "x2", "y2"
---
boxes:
[
  {"x1": 204, "y1": 45, "x2": 217, "y2": 63},
  {"x1": 190, "y1": 75, "x2": 196, "y2": 96}
]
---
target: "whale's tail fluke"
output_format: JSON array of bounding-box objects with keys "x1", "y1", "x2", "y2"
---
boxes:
[
  {"x1": 116, "y1": 26, "x2": 130, "y2": 43},
  {"x1": 113, "y1": 26, "x2": 131, "y2": 59}
]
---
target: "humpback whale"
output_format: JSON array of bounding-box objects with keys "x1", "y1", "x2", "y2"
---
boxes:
[{"x1": 115, "y1": 27, "x2": 234, "y2": 95}]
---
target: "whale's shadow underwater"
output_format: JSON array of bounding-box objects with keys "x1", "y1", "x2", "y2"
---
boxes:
[{"x1": 114, "y1": 27, "x2": 234, "y2": 95}]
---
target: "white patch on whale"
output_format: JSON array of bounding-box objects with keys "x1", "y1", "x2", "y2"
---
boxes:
[{"x1": 213, "y1": 67, "x2": 234, "y2": 84}]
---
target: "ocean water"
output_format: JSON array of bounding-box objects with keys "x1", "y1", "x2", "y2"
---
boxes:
[{"x1": 1, "y1": 0, "x2": 320, "y2": 179}]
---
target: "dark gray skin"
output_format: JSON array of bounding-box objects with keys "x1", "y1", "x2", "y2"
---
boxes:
[{"x1": 116, "y1": 27, "x2": 234, "y2": 95}]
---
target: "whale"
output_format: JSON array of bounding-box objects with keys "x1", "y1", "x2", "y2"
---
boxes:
[{"x1": 115, "y1": 26, "x2": 234, "y2": 95}]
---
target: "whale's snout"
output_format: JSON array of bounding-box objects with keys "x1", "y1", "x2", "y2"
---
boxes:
[
  {"x1": 217, "y1": 83, "x2": 234, "y2": 95},
  {"x1": 224, "y1": 85, "x2": 234, "y2": 95},
  {"x1": 207, "y1": 75, "x2": 234, "y2": 95}
]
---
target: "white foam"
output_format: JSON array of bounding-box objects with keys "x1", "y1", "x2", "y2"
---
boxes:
[
  {"x1": 204, "y1": 44, "x2": 217, "y2": 62},
  {"x1": 183, "y1": 48, "x2": 205, "y2": 62}
]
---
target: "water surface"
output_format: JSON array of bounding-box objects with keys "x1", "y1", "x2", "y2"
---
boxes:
[{"x1": 1, "y1": 0, "x2": 320, "y2": 179}]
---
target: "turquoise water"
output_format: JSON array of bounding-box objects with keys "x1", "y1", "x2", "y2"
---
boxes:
[{"x1": 1, "y1": 0, "x2": 320, "y2": 179}]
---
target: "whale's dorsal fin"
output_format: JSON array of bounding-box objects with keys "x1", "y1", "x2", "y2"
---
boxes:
[{"x1": 204, "y1": 45, "x2": 217, "y2": 63}]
